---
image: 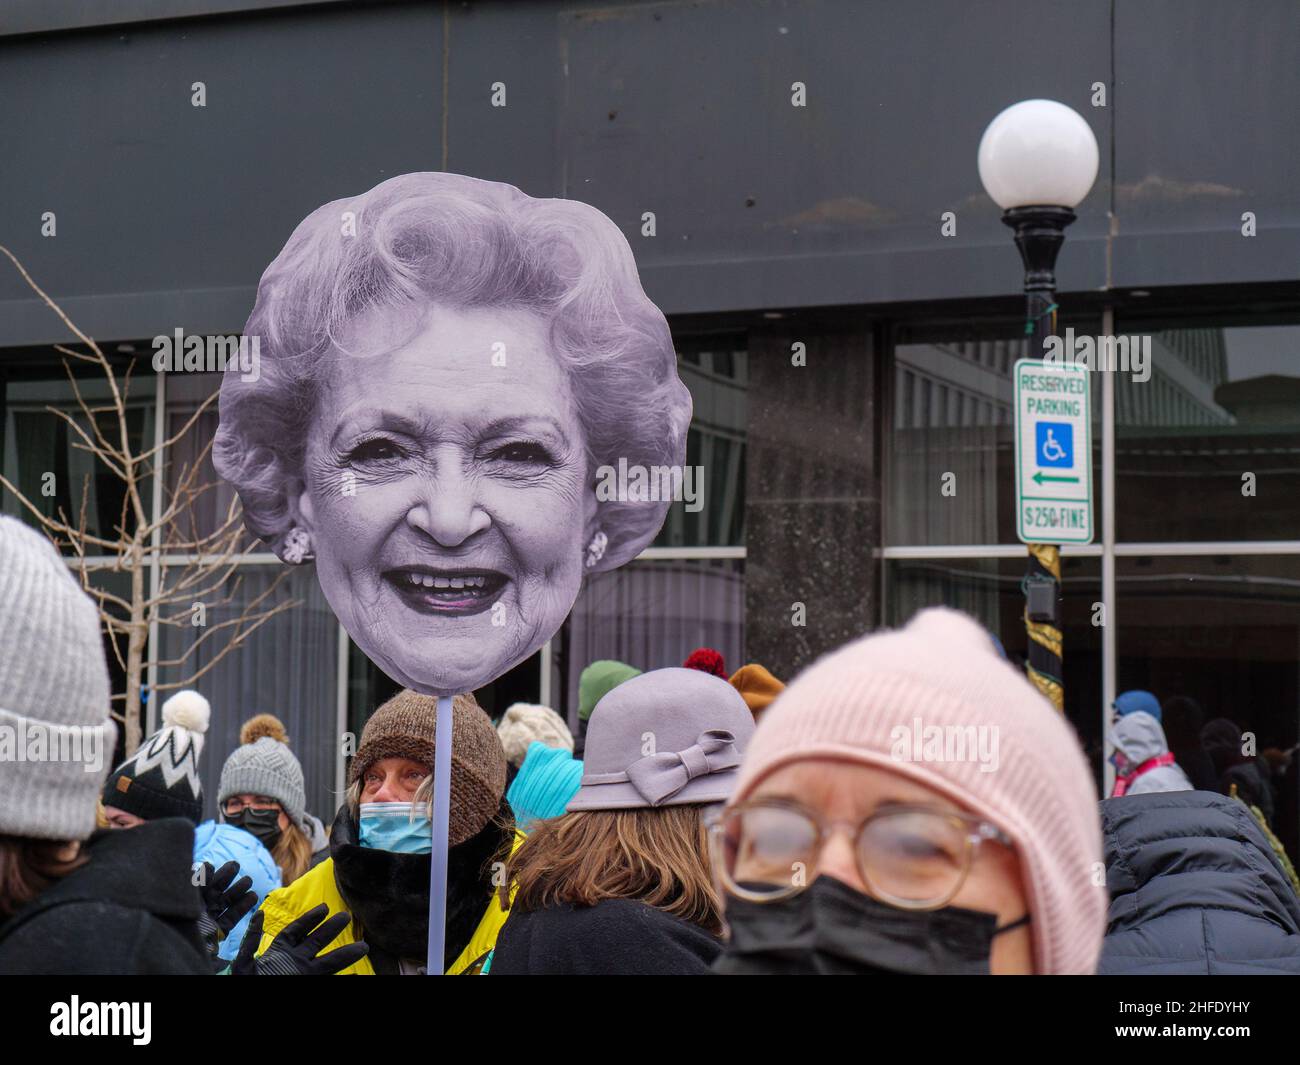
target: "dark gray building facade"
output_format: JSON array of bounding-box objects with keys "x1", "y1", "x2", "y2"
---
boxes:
[{"x1": 3, "y1": 1, "x2": 1298, "y2": 849}]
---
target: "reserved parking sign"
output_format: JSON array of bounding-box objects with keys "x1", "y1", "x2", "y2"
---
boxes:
[{"x1": 1014, "y1": 358, "x2": 1094, "y2": 545}]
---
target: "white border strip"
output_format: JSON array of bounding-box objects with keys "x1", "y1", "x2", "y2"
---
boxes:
[
  {"x1": 145, "y1": 369, "x2": 166, "y2": 735},
  {"x1": 1111, "y1": 541, "x2": 1300, "y2": 556},
  {"x1": 335, "y1": 619, "x2": 349, "y2": 801},
  {"x1": 635, "y1": 545, "x2": 746, "y2": 560},
  {"x1": 880, "y1": 544, "x2": 1103, "y2": 559},
  {"x1": 880, "y1": 541, "x2": 1300, "y2": 560},
  {"x1": 1101, "y1": 308, "x2": 1117, "y2": 796},
  {"x1": 70, "y1": 545, "x2": 748, "y2": 569}
]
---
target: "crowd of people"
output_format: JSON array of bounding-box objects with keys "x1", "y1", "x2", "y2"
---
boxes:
[{"x1": 1, "y1": 512, "x2": 1298, "y2": 975}]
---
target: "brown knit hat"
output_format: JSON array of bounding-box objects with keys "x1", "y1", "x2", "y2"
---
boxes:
[
  {"x1": 349, "y1": 690, "x2": 506, "y2": 846},
  {"x1": 728, "y1": 664, "x2": 785, "y2": 719}
]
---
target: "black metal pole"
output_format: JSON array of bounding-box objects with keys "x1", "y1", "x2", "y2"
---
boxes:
[{"x1": 1003, "y1": 205, "x2": 1075, "y2": 713}]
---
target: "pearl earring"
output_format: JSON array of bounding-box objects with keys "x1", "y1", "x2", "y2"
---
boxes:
[
  {"x1": 282, "y1": 526, "x2": 314, "y2": 565},
  {"x1": 585, "y1": 530, "x2": 608, "y2": 569}
]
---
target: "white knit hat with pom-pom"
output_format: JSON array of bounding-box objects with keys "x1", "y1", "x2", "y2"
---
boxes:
[{"x1": 102, "y1": 688, "x2": 210, "y2": 823}]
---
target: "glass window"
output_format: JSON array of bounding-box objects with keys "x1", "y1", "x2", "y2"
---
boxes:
[
  {"x1": 554, "y1": 557, "x2": 745, "y2": 730},
  {"x1": 86, "y1": 566, "x2": 133, "y2": 771},
  {"x1": 653, "y1": 334, "x2": 747, "y2": 547},
  {"x1": 157, "y1": 564, "x2": 340, "y2": 824},
  {"x1": 1116, "y1": 553, "x2": 1300, "y2": 856},
  {"x1": 885, "y1": 555, "x2": 1104, "y2": 785},
  {"x1": 163, "y1": 371, "x2": 249, "y2": 549},
  {"x1": 1115, "y1": 324, "x2": 1300, "y2": 542},
  {"x1": 1, "y1": 365, "x2": 154, "y2": 549},
  {"x1": 887, "y1": 322, "x2": 1103, "y2": 546}
]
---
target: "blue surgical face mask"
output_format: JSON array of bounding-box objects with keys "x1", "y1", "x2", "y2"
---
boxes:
[{"x1": 358, "y1": 802, "x2": 433, "y2": 855}]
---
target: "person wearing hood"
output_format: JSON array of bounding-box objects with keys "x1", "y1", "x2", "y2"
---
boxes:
[
  {"x1": 0, "y1": 515, "x2": 211, "y2": 974},
  {"x1": 1201, "y1": 717, "x2": 1276, "y2": 826},
  {"x1": 711, "y1": 608, "x2": 1106, "y2": 975},
  {"x1": 1113, "y1": 689, "x2": 1161, "y2": 722},
  {"x1": 216, "y1": 714, "x2": 326, "y2": 885},
  {"x1": 491, "y1": 667, "x2": 756, "y2": 975},
  {"x1": 99, "y1": 688, "x2": 282, "y2": 962},
  {"x1": 252, "y1": 689, "x2": 522, "y2": 974},
  {"x1": 1108, "y1": 710, "x2": 1193, "y2": 797},
  {"x1": 1098, "y1": 790, "x2": 1300, "y2": 974}
]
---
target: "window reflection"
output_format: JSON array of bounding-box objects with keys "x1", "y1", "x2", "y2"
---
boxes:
[
  {"x1": 1116, "y1": 325, "x2": 1300, "y2": 541},
  {"x1": 888, "y1": 325, "x2": 1102, "y2": 546},
  {"x1": 653, "y1": 334, "x2": 747, "y2": 547},
  {"x1": 1116, "y1": 554, "x2": 1300, "y2": 856}
]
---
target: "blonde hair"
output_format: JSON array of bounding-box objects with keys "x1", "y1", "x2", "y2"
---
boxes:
[
  {"x1": 272, "y1": 821, "x2": 313, "y2": 886},
  {"x1": 503, "y1": 806, "x2": 722, "y2": 933}
]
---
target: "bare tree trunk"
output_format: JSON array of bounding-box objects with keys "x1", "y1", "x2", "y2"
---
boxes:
[{"x1": 124, "y1": 539, "x2": 147, "y2": 754}]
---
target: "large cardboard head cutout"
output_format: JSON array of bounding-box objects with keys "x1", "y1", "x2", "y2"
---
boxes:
[{"x1": 215, "y1": 172, "x2": 691, "y2": 696}]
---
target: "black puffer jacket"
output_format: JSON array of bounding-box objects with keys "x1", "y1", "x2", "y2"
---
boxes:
[
  {"x1": 0, "y1": 819, "x2": 210, "y2": 975},
  {"x1": 1099, "y1": 791, "x2": 1300, "y2": 974}
]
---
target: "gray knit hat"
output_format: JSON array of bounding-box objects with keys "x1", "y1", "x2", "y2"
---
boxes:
[
  {"x1": 567, "y1": 667, "x2": 756, "y2": 811},
  {"x1": 217, "y1": 714, "x2": 307, "y2": 831},
  {"x1": 0, "y1": 515, "x2": 117, "y2": 841}
]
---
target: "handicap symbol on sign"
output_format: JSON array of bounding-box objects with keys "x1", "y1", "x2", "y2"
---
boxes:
[{"x1": 1036, "y1": 421, "x2": 1073, "y2": 468}]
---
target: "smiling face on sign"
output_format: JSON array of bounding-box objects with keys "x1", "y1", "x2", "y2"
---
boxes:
[
  {"x1": 212, "y1": 172, "x2": 694, "y2": 699},
  {"x1": 296, "y1": 304, "x2": 597, "y2": 696}
]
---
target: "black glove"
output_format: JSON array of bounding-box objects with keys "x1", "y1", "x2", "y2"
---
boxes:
[
  {"x1": 231, "y1": 904, "x2": 369, "y2": 976},
  {"x1": 196, "y1": 860, "x2": 256, "y2": 961}
]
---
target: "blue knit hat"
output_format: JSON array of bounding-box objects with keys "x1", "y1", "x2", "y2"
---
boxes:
[
  {"x1": 1114, "y1": 690, "x2": 1161, "y2": 722},
  {"x1": 507, "y1": 742, "x2": 583, "y2": 830}
]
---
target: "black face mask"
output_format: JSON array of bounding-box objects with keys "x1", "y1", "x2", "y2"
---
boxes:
[
  {"x1": 713, "y1": 875, "x2": 1031, "y2": 976},
  {"x1": 225, "y1": 806, "x2": 283, "y2": 849}
]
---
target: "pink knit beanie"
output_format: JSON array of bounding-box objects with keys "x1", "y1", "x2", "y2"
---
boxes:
[{"x1": 732, "y1": 607, "x2": 1106, "y2": 975}]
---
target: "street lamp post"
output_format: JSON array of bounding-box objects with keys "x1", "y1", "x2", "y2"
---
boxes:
[{"x1": 978, "y1": 99, "x2": 1099, "y2": 713}]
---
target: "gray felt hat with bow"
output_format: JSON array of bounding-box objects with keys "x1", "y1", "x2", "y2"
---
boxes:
[{"x1": 566, "y1": 666, "x2": 756, "y2": 811}]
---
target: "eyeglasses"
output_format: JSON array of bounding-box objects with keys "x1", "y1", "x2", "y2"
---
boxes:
[
  {"x1": 222, "y1": 796, "x2": 282, "y2": 815},
  {"x1": 709, "y1": 798, "x2": 1012, "y2": 910}
]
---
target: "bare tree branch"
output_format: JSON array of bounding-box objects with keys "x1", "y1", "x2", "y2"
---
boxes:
[
  {"x1": 1, "y1": 246, "x2": 292, "y2": 756},
  {"x1": 153, "y1": 598, "x2": 297, "y2": 692},
  {"x1": 152, "y1": 579, "x2": 291, "y2": 668},
  {"x1": 0, "y1": 473, "x2": 119, "y2": 550},
  {"x1": 44, "y1": 404, "x2": 127, "y2": 480},
  {"x1": 135, "y1": 389, "x2": 220, "y2": 467},
  {"x1": 58, "y1": 357, "x2": 125, "y2": 466}
]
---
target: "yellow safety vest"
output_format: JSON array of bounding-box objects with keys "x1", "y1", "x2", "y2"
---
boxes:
[{"x1": 255, "y1": 831, "x2": 524, "y2": 975}]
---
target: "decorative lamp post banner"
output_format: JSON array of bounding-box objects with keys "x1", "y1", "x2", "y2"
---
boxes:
[{"x1": 213, "y1": 172, "x2": 692, "y2": 973}]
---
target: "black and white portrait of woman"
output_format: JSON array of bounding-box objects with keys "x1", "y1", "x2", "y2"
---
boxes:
[{"x1": 214, "y1": 172, "x2": 692, "y2": 696}]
